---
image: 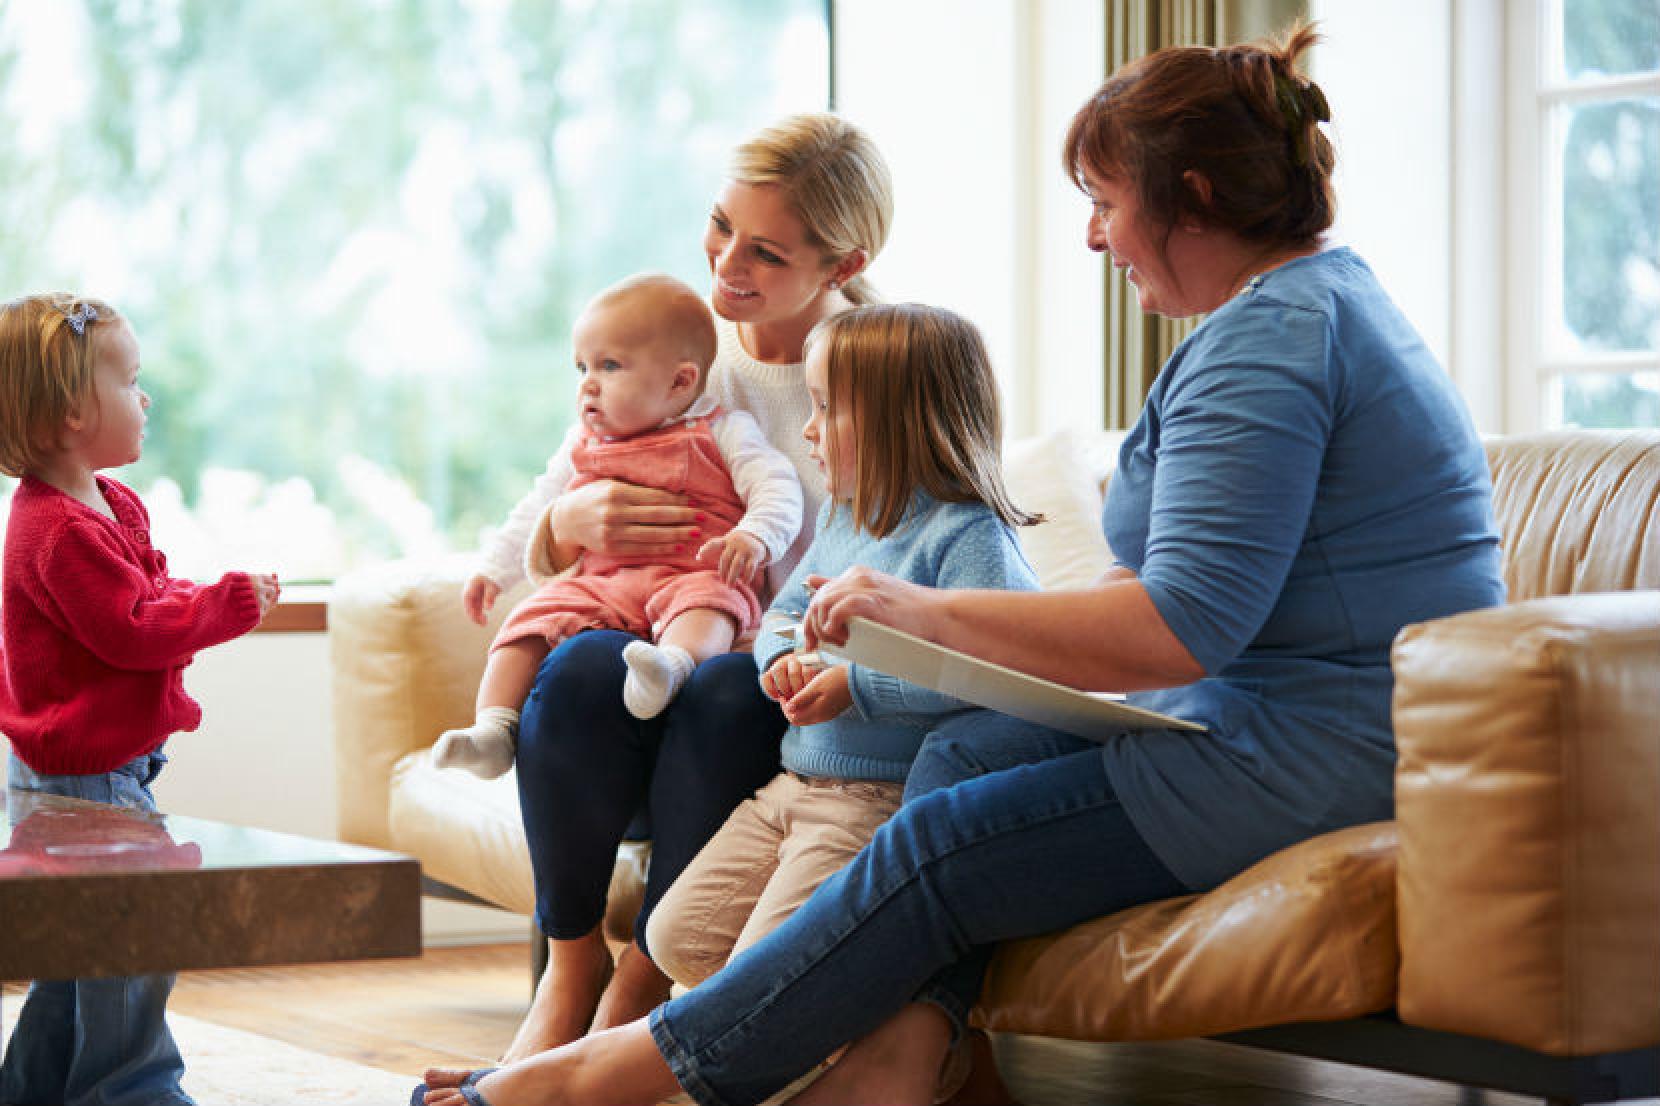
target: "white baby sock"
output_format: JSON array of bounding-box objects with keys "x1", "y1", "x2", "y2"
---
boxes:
[
  {"x1": 432, "y1": 705, "x2": 520, "y2": 779},
  {"x1": 622, "y1": 642, "x2": 695, "y2": 720}
]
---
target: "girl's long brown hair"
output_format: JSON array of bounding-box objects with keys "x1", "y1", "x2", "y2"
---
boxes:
[{"x1": 807, "y1": 303, "x2": 1041, "y2": 538}]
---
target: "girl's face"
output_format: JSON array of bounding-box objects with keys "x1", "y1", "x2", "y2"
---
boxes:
[
  {"x1": 802, "y1": 342, "x2": 857, "y2": 500},
  {"x1": 705, "y1": 181, "x2": 837, "y2": 327},
  {"x1": 1082, "y1": 166, "x2": 1193, "y2": 318},
  {"x1": 71, "y1": 321, "x2": 148, "y2": 470}
]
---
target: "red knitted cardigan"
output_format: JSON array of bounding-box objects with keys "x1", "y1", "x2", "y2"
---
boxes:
[{"x1": 1, "y1": 475, "x2": 260, "y2": 774}]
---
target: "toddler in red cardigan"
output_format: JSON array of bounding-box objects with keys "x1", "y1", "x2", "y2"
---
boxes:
[{"x1": 0, "y1": 292, "x2": 279, "y2": 1106}]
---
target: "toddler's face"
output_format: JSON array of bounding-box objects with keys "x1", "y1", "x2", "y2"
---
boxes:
[
  {"x1": 74, "y1": 321, "x2": 149, "y2": 470},
  {"x1": 571, "y1": 302, "x2": 696, "y2": 439},
  {"x1": 802, "y1": 343, "x2": 857, "y2": 499}
]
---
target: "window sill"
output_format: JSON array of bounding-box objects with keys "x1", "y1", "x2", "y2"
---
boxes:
[{"x1": 254, "y1": 584, "x2": 330, "y2": 634}]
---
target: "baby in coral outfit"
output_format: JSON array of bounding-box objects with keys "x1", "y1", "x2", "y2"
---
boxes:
[{"x1": 434, "y1": 273, "x2": 802, "y2": 778}]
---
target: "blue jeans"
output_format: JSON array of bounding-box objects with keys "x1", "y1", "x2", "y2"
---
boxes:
[
  {"x1": 649, "y1": 712, "x2": 1187, "y2": 1106},
  {"x1": 516, "y1": 631, "x2": 785, "y2": 953},
  {"x1": 2, "y1": 751, "x2": 193, "y2": 1106}
]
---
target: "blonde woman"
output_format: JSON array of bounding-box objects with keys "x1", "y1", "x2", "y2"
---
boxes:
[{"x1": 476, "y1": 114, "x2": 894, "y2": 1063}]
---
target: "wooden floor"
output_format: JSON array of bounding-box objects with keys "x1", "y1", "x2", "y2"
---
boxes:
[{"x1": 1, "y1": 944, "x2": 1580, "y2": 1103}]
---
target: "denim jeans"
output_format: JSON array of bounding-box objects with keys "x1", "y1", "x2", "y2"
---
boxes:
[
  {"x1": 650, "y1": 711, "x2": 1186, "y2": 1106},
  {"x1": 2, "y1": 751, "x2": 193, "y2": 1106},
  {"x1": 516, "y1": 630, "x2": 785, "y2": 953}
]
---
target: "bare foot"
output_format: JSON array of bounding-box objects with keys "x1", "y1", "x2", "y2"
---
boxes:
[
  {"x1": 787, "y1": 1003, "x2": 950, "y2": 1106},
  {"x1": 500, "y1": 929, "x2": 614, "y2": 1064},
  {"x1": 590, "y1": 942, "x2": 673, "y2": 1033},
  {"x1": 940, "y1": 1031, "x2": 1021, "y2": 1106}
]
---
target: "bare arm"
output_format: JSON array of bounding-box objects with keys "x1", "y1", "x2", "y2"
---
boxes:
[{"x1": 801, "y1": 567, "x2": 1204, "y2": 693}]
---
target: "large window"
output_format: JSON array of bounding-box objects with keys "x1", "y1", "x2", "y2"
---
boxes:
[
  {"x1": 0, "y1": 1, "x2": 828, "y2": 581},
  {"x1": 1510, "y1": 0, "x2": 1659, "y2": 428}
]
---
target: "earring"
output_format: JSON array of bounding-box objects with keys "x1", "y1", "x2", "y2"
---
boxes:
[{"x1": 828, "y1": 280, "x2": 840, "y2": 291}]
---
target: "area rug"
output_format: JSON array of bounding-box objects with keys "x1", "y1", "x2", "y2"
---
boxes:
[{"x1": 1, "y1": 1006, "x2": 412, "y2": 1105}]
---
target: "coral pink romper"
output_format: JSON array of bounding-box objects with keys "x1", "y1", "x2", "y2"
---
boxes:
[{"x1": 492, "y1": 412, "x2": 762, "y2": 652}]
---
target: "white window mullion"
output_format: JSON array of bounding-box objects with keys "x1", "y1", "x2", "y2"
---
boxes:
[{"x1": 1505, "y1": 1, "x2": 1546, "y2": 432}]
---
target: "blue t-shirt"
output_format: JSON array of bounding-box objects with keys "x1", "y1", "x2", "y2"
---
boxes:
[
  {"x1": 756, "y1": 493, "x2": 1039, "y2": 782},
  {"x1": 1101, "y1": 247, "x2": 1505, "y2": 890}
]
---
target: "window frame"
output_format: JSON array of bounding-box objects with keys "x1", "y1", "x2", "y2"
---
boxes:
[{"x1": 1505, "y1": 0, "x2": 1660, "y2": 430}]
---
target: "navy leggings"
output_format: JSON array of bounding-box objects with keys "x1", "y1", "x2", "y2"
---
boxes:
[{"x1": 516, "y1": 630, "x2": 786, "y2": 955}]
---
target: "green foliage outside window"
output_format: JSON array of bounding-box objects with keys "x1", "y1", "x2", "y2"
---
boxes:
[{"x1": 0, "y1": 0, "x2": 827, "y2": 578}]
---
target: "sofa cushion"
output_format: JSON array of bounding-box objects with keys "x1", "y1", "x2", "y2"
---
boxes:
[
  {"x1": 1002, "y1": 429, "x2": 1122, "y2": 591},
  {"x1": 390, "y1": 751, "x2": 649, "y2": 942},
  {"x1": 973, "y1": 821, "x2": 1398, "y2": 1040},
  {"x1": 1486, "y1": 430, "x2": 1660, "y2": 601}
]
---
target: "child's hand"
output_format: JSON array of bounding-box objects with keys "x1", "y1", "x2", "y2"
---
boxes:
[
  {"x1": 462, "y1": 574, "x2": 503, "y2": 626},
  {"x1": 250, "y1": 573, "x2": 281, "y2": 616},
  {"x1": 761, "y1": 651, "x2": 826, "y2": 703},
  {"x1": 782, "y1": 665, "x2": 852, "y2": 726},
  {"x1": 698, "y1": 530, "x2": 766, "y2": 585}
]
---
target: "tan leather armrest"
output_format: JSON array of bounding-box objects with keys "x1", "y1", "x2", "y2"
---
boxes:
[
  {"x1": 329, "y1": 555, "x2": 508, "y2": 849},
  {"x1": 1393, "y1": 592, "x2": 1660, "y2": 1055}
]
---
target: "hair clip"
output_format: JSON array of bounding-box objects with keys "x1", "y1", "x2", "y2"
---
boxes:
[
  {"x1": 1274, "y1": 73, "x2": 1330, "y2": 168},
  {"x1": 63, "y1": 303, "x2": 98, "y2": 336}
]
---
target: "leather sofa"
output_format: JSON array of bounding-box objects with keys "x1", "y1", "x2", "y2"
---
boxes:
[{"x1": 331, "y1": 428, "x2": 1659, "y2": 1102}]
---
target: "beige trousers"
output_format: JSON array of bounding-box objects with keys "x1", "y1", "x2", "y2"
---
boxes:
[{"x1": 646, "y1": 770, "x2": 903, "y2": 988}]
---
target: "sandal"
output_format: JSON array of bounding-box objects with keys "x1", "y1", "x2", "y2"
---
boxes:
[{"x1": 409, "y1": 1067, "x2": 498, "y2": 1106}]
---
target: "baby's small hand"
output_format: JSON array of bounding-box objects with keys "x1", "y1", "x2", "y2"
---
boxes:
[
  {"x1": 761, "y1": 651, "x2": 826, "y2": 703},
  {"x1": 698, "y1": 530, "x2": 766, "y2": 585},
  {"x1": 250, "y1": 573, "x2": 281, "y2": 616},
  {"x1": 462, "y1": 573, "x2": 503, "y2": 626}
]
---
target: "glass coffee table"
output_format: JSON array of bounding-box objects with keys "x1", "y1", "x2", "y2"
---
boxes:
[{"x1": 0, "y1": 788, "x2": 420, "y2": 981}]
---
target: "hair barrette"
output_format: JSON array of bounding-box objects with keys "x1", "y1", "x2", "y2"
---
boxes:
[{"x1": 63, "y1": 302, "x2": 99, "y2": 336}]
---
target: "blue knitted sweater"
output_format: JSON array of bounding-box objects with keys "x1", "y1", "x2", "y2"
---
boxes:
[{"x1": 755, "y1": 493, "x2": 1038, "y2": 782}]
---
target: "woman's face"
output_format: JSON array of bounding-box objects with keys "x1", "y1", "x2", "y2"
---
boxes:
[
  {"x1": 705, "y1": 181, "x2": 836, "y2": 327},
  {"x1": 1082, "y1": 167, "x2": 1193, "y2": 318}
]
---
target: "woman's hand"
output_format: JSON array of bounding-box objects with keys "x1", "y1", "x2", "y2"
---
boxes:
[
  {"x1": 550, "y1": 478, "x2": 701, "y2": 560},
  {"x1": 461, "y1": 574, "x2": 502, "y2": 626},
  {"x1": 800, "y1": 567, "x2": 943, "y2": 652}
]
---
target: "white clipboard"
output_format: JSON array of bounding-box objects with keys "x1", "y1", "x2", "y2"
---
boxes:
[{"x1": 815, "y1": 617, "x2": 1206, "y2": 740}]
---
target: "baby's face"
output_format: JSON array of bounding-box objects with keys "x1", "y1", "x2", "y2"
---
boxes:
[{"x1": 571, "y1": 301, "x2": 695, "y2": 439}]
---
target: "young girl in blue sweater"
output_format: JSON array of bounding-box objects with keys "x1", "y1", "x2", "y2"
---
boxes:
[{"x1": 644, "y1": 303, "x2": 1041, "y2": 989}]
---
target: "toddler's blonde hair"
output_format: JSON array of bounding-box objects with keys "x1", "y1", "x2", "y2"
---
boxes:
[
  {"x1": 730, "y1": 114, "x2": 893, "y2": 305},
  {"x1": 806, "y1": 303, "x2": 1041, "y2": 538},
  {"x1": 0, "y1": 293, "x2": 122, "y2": 478}
]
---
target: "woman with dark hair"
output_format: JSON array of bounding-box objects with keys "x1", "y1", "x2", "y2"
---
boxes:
[{"x1": 415, "y1": 25, "x2": 1504, "y2": 1106}]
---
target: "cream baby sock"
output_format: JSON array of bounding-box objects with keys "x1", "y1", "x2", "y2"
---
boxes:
[
  {"x1": 622, "y1": 642, "x2": 695, "y2": 720},
  {"x1": 431, "y1": 705, "x2": 520, "y2": 778}
]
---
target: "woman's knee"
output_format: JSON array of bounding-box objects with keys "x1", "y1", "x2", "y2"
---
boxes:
[
  {"x1": 517, "y1": 630, "x2": 634, "y2": 774},
  {"x1": 905, "y1": 713, "x2": 1088, "y2": 802}
]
